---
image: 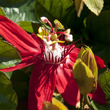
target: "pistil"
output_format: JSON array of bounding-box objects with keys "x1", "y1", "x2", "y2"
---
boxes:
[{"x1": 52, "y1": 43, "x2": 56, "y2": 50}]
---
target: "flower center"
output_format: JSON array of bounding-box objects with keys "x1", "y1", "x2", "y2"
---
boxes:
[
  {"x1": 37, "y1": 17, "x2": 74, "y2": 64},
  {"x1": 44, "y1": 43, "x2": 65, "y2": 63}
]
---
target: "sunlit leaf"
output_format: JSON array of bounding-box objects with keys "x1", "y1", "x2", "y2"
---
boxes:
[
  {"x1": 0, "y1": 38, "x2": 21, "y2": 69},
  {"x1": 1, "y1": 0, "x2": 38, "y2": 23},
  {"x1": 0, "y1": 7, "x2": 7, "y2": 17},
  {"x1": 83, "y1": 0, "x2": 104, "y2": 16},
  {"x1": 72, "y1": 59, "x2": 95, "y2": 95},
  {"x1": 52, "y1": 98, "x2": 68, "y2": 110},
  {"x1": 18, "y1": 21, "x2": 42, "y2": 34},
  {"x1": 43, "y1": 101, "x2": 58, "y2": 110},
  {"x1": 0, "y1": 71, "x2": 17, "y2": 110},
  {"x1": 43, "y1": 98, "x2": 68, "y2": 110},
  {"x1": 98, "y1": 70, "x2": 110, "y2": 100}
]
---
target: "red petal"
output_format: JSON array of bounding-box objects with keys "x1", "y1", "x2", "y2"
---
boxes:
[
  {"x1": 0, "y1": 15, "x2": 39, "y2": 53},
  {"x1": 66, "y1": 44, "x2": 80, "y2": 54},
  {"x1": 0, "y1": 52, "x2": 36, "y2": 72},
  {"x1": 55, "y1": 64, "x2": 80, "y2": 106},
  {"x1": 64, "y1": 53, "x2": 78, "y2": 69},
  {"x1": 70, "y1": 46, "x2": 80, "y2": 54},
  {"x1": 28, "y1": 60, "x2": 57, "y2": 110},
  {"x1": 94, "y1": 55, "x2": 106, "y2": 69},
  {"x1": 88, "y1": 83, "x2": 107, "y2": 105}
]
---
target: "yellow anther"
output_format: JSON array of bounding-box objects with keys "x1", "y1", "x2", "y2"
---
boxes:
[
  {"x1": 65, "y1": 28, "x2": 71, "y2": 35},
  {"x1": 38, "y1": 27, "x2": 48, "y2": 36},
  {"x1": 54, "y1": 19, "x2": 64, "y2": 29}
]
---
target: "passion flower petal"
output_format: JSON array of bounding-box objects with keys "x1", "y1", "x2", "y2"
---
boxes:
[
  {"x1": 28, "y1": 60, "x2": 57, "y2": 110},
  {"x1": 94, "y1": 55, "x2": 106, "y2": 69},
  {"x1": 0, "y1": 15, "x2": 38, "y2": 53},
  {"x1": 55, "y1": 64, "x2": 80, "y2": 106}
]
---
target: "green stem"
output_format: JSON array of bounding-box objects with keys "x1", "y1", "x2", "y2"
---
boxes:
[
  {"x1": 80, "y1": 95, "x2": 83, "y2": 110},
  {"x1": 84, "y1": 95, "x2": 95, "y2": 110}
]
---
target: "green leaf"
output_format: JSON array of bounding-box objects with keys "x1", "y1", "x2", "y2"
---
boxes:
[
  {"x1": 72, "y1": 59, "x2": 95, "y2": 95},
  {"x1": 0, "y1": 0, "x2": 24, "y2": 5},
  {"x1": 11, "y1": 70, "x2": 29, "y2": 100},
  {"x1": 98, "y1": 70, "x2": 110, "y2": 100},
  {"x1": 91, "y1": 101, "x2": 108, "y2": 110},
  {"x1": 18, "y1": 21, "x2": 42, "y2": 34},
  {"x1": 0, "y1": 7, "x2": 7, "y2": 17},
  {"x1": 43, "y1": 98, "x2": 68, "y2": 110},
  {"x1": 83, "y1": 0, "x2": 104, "y2": 16},
  {"x1": 107, "y1": 103, "x2": 110, "y2": 109},
  {"x1": 0, "y1": 71, "x2": 17, "y2": 110},
  {"x1": 0, "y1": 38, "x2": 21, "y2": 69},
  {"x1": 84, "y1": 11, "x2": 110, "y2": 65},
  {"x1": 35, "y1": 0, "x2": 74, "y2": 21},
  {"x1": 35, "y1": 0, "x2": 90, "y2": 29},
  {"x1": 1, "y1": 0, "x2": 38, "y2": 23}
]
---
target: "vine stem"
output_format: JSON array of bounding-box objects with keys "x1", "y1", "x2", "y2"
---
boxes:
[
  {"x1": 80, "y1": 94, "x2": 84, "y2": 110},
  {"x1": 84, "y1": 95, "x2": 95, "y2": 110}
]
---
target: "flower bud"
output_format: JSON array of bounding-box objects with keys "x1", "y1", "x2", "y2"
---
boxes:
[
  {"x1": 72, "y1": 59, "x2": 95, "y2": 95},
  {"x1": 77, "y1": 46, "x2": 97, "y2": 76},
  {"x1": 77, "y1": 46, "x2": 98, "y2": 92}
]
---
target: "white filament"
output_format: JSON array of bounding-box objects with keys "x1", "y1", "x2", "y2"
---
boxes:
[{"x1": 44, "y1": 43, "x2": 64, "y2": 63}]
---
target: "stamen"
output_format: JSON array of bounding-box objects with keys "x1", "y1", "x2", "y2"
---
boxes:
[
  {"x1": 55, "y1": 23, "x2": 58, "y2": 32},
  {"x1": 54, "y1": 19, "x2": 64, "y2": 29},
  {"x1": 41, "y1": 17, "x2": 48, "y2": 23},
  {"x1": 41, "y1": 17, "x2": 55, "y2": 33},
  {"x1": 57, "y1": 33, "x2": 62, "y2": 38},
  {"x1": 42, "y1": 27, "x2": 50, "y2": 35},
  {"x1": 65, "y1": 34, "x2": 73, "y2": 42},
  {"x1": 47, "y1": 34, "x2": 51, "y2": 41},
  {"x1": 47, "y1": 20, "x2": 55, "y2": 33}
]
